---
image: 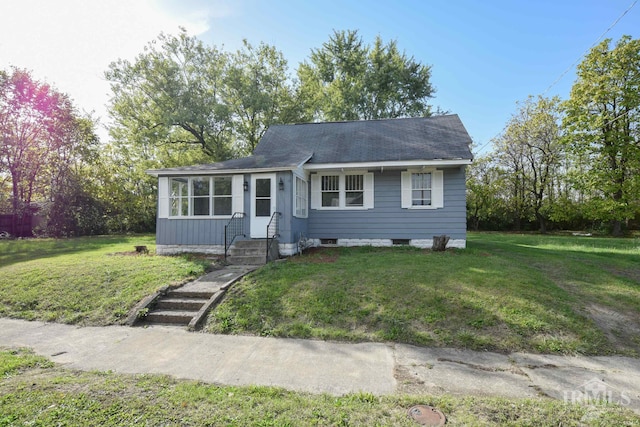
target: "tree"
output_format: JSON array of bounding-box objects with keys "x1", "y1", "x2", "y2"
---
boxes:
[
  {"x1": 494, "y1": 96, "x2": 564, "y2": 232},
  {"x1": 466, "y1": 155, "x2": 509, "y2": 230},
  {"x1": 106, "y1": 30, "x2": 232, "y2": 159},
  {"x1": 564, "y1": 36, "x2": 640, "y2": 235},
  {"x1": 224, "y1": 40, "x2": 301, "y2": 154},
  {"x1": 106, "y1": 30, "x2": 299, "y2": 160},
  {"x1": 0, "y1": 68, "x2": 101, "y2": 236},
  {"x1": 297, "y1": 30, "x2": 434, "y2": 121},
  {"x1": 44, "y1": 116, "x2": 105, "y2": 236}
]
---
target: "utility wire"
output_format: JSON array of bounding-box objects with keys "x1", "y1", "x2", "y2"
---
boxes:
[
  {"x1": 475, "y1": 0, "x2": 638, "y2": 156},
  {"x1": 542, "y1": 0, "x2": 638, "y2": 95}
]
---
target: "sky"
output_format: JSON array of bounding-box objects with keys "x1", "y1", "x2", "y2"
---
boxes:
[{"x1": 1, "y1": 0, "x2": 639, "y2": 155}]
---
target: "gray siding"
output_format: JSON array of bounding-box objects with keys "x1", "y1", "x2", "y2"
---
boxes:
[
  {"x1": 307, "y1": 167, "x2": 467, "y2": 240},
  {"x1": 157, "y1": 218, "x2": 229, "y2": 245},
  {"x1": 156, "y1": 168, "x2": 467, "y2": 246}
]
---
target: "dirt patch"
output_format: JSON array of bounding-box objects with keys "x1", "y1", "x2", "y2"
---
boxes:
[
  {"x1": 584, "y1": 303, "x2": 640, "y2": 355},
  {"x1": 604, "y1": 266, "x2": 640, "y2": 283},
  {"x1": 394, "y1": 364, "x2": 441, "y2": 395},
  {"x1": 290, "y1": 247, "x2": 339, "y2": 264},
  {"x1": 109, "y1": 251, "x2": 154, "y2": 256}
]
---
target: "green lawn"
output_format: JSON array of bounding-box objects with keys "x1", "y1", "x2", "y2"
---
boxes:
[
  {"x1": 2, "y1": 348, "x2": 638, "y2": 426},
  {"x1": 2, "y1": 233, "x2": 639, "y2": 355},
  {"x1": 207, "y1": 233, "x2": 640, "y2": 356},
  {"x1": 0, "y1": 235, "x2": 210, "y2": 325}
]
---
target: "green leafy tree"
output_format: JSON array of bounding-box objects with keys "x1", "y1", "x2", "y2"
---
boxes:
[
  {"x1": 564, "y1": 36, "x2": 640, "y2": 235},
  {"x1": 0, "y1": 68, "x2": 102, "y2": 236},
  {"x1": 105, "y1": 30, "x2": 233, "y2": 159},
  {"x1": 298, "y1": 29, "x2": 434, "y2": 121},
  {"x1": 494, "y1": 96, "x2": 564, "y2": 232},
  {"x1": 466, "y1": 155, "x2": 509, "y2": 230},
  {"x1": 224, "y1": 40, "x2": 301, "y2": 154},
  {"x1": 43, "y1": 115, "x2": 104, "y2": 236}
]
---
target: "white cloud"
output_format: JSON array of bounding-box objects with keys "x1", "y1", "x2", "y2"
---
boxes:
[{"x1": 0, "y1": 0, "x2": 223, "y2": 140}]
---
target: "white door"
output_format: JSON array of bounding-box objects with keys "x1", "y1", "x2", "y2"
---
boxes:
[{"x1": 250, "y1": 173, "x2": 276, "y2": 238}]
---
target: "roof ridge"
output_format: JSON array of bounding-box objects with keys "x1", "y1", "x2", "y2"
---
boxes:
[{"x1": 285, "y1": 114, "x2": 458, "y2": 126}]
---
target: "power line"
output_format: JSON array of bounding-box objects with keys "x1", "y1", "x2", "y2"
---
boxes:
[
  {"x1": 542, "y1": 0, "x2": 638, "y2": 95},
  {"x1": 475, "y1": 0, "x2": 638, "y2": 156}
]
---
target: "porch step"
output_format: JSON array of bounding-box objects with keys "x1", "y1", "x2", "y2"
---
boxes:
[
  {"x1": 227, "y1": 239, "x2": 279, "y2": 265},
  {"x1": 229, "y1": 247, "x2": 267, "y2": 256},
  {"x1": 228, "y1": 255, "x2": 269, "y2": 265},
  {"x1": 232, "y1": 239, "x2": 269, "y2": 249},
  {"x1": 144, "y1": 310, "x2": 199, "y2": 325}
]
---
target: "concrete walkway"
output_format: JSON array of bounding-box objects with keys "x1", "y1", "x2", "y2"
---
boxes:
[{"x1": 1, "y1": 318, "x2": 640, "y2": 413}]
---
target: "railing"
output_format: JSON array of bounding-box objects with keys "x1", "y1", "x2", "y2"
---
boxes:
[
  {"x1": 265, "y1": 211, "x2": 281, "y2": 263},
  {"x1": 224, "y1": 212, "x2": 245, "y2": 261}
]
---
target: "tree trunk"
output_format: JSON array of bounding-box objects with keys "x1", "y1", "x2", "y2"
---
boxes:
[
  {"x1": 432, "y1": 235, "x2": 450, "y2": 251},
  {"x1": 611, "y1": 220, "x2": 622, "y2": 237},
  {"x1": 536, "y1": 212, "x2": 547, "y2": 234}
]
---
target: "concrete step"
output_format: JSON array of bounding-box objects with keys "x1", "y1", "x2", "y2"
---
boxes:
[
  {"x1": 227, "y1": 255, "x2": 266, "y2": 265},
  {"x1": 166, "y1": 290, "x2": 215, "y2": 299},
  {"x1": 155, "y1": 298, "x2": 208, "y2": 311},
  {"x1": 232, "y1": 239, "x2": 268, "y2": 249},
  {"x1": 229, "y1": 247, "x2": 267, "y2": 256},
  {"x1": 144, "y1": 310, "x2": 198, "y2": 325}
]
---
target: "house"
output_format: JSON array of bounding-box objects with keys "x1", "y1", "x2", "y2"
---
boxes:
[{"x1": 146, "y1": 114, "x2": 473, "y2": 259}]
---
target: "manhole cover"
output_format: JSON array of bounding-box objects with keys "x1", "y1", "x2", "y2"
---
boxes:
[{"x1": 407, "y1": 405, "x2": 446, "y2": 426}]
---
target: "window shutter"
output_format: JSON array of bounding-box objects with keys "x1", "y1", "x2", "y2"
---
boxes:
[
  {"x1": 310, "y1": 174, "x2": 321, "y2": 209},
  {"x1": 401, "y1": 171, "x2": 411, "y2": 209},
  {"x1": 232, "y1": 174, "x2": 244, "y2": 214},
  {"x1": 363, "y1": 172, "x2": 374, "y2": 209},
  {"x1": 432, "y1": 170, "x2": 444, "y2": 208},
  {"x1": 158, "y1": 177, "x2": 169, "y2": 218}
]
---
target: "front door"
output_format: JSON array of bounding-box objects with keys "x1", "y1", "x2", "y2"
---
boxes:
[{"x1": 250, "y1": 173, "x2": 276, "y2": 238}]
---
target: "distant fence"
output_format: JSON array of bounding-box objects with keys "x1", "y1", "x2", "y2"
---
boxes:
[{"x1": 0, "y1": 214, "x2": 34, "y2": 237}]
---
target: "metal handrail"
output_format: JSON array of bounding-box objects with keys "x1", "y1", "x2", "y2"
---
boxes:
[
  {"x1": 265, "y1": 211, "x2": 281, "y2": 263},
  {"x1": 224, "y1": 212, "x2": 245, "y2": 261}
]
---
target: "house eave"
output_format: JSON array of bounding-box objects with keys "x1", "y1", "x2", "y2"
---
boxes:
[
  {"x1": 146, "y1": 153, "x2": 313, "y2": 177},
  {"x1": 303, "y1": 159, "x2": 472, "y2": 171},
  {"x1": 145, "y1": 166, "x2": 297, "y2": 177}
]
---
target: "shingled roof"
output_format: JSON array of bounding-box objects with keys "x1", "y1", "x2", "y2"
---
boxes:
[
  {"x1": 147, "y1": 115, "x2": 472, "y2": 175},
  {"x1": 256, "y1": 114, "x2": 473, "y2": 164}
]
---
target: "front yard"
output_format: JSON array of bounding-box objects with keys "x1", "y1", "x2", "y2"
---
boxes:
[
  {"x1": 207, "y1": 233, "x2": 640, "y2": 356},
  {"x1": 0, "y1": 235, "x2": 210, "y2": 325},
  {"x1": 1, "y1": 233, "x2": 639, "y2": 356},
  {"x1": 2, "y1": 233, "x2": 640, "y2": 425}
]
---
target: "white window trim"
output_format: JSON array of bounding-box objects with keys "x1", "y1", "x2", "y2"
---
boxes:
[
  {"x1": 311, "y1": 172, "x2": 374, "y2": 210},
  {"x1": 293, "y1": 174, "x2": 309, "y2": 218},
  {"x1": 163, "y1": 176, "x2": 237, "y2": 219},
  {"x1": 401, "y1": 168, "x2": 444, "y2": 209}
]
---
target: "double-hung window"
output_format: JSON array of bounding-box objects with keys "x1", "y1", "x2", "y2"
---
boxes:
[
  {"x1": 212, "y1": 177, "x2": 232, "y2": 216},
  {"x1": 401, "y1": 169, "x2": 444, "y2": 209},
  {"x1": 311, "y1": 172, "x2": 373, "y2": 209},
  {"x1": 411, "y1": 173, "x2": 432, "y2": 206},
  {"x1": 321, "y1": 175, "x2": 340, "y2": 207},
  {"x1": 345, "y1": 175, "x2": 364, "y2": 207}
]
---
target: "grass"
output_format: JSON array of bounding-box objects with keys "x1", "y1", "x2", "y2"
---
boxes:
[
  {"x1": 0, "y1": 235, "x2": 211, "y2": 325},
  {"x1": 2, "y1": 348, "x2": 638, "y2": 426},
  {"x1": 206, "y1": 233, "x2": 640, "y2": 356}
]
